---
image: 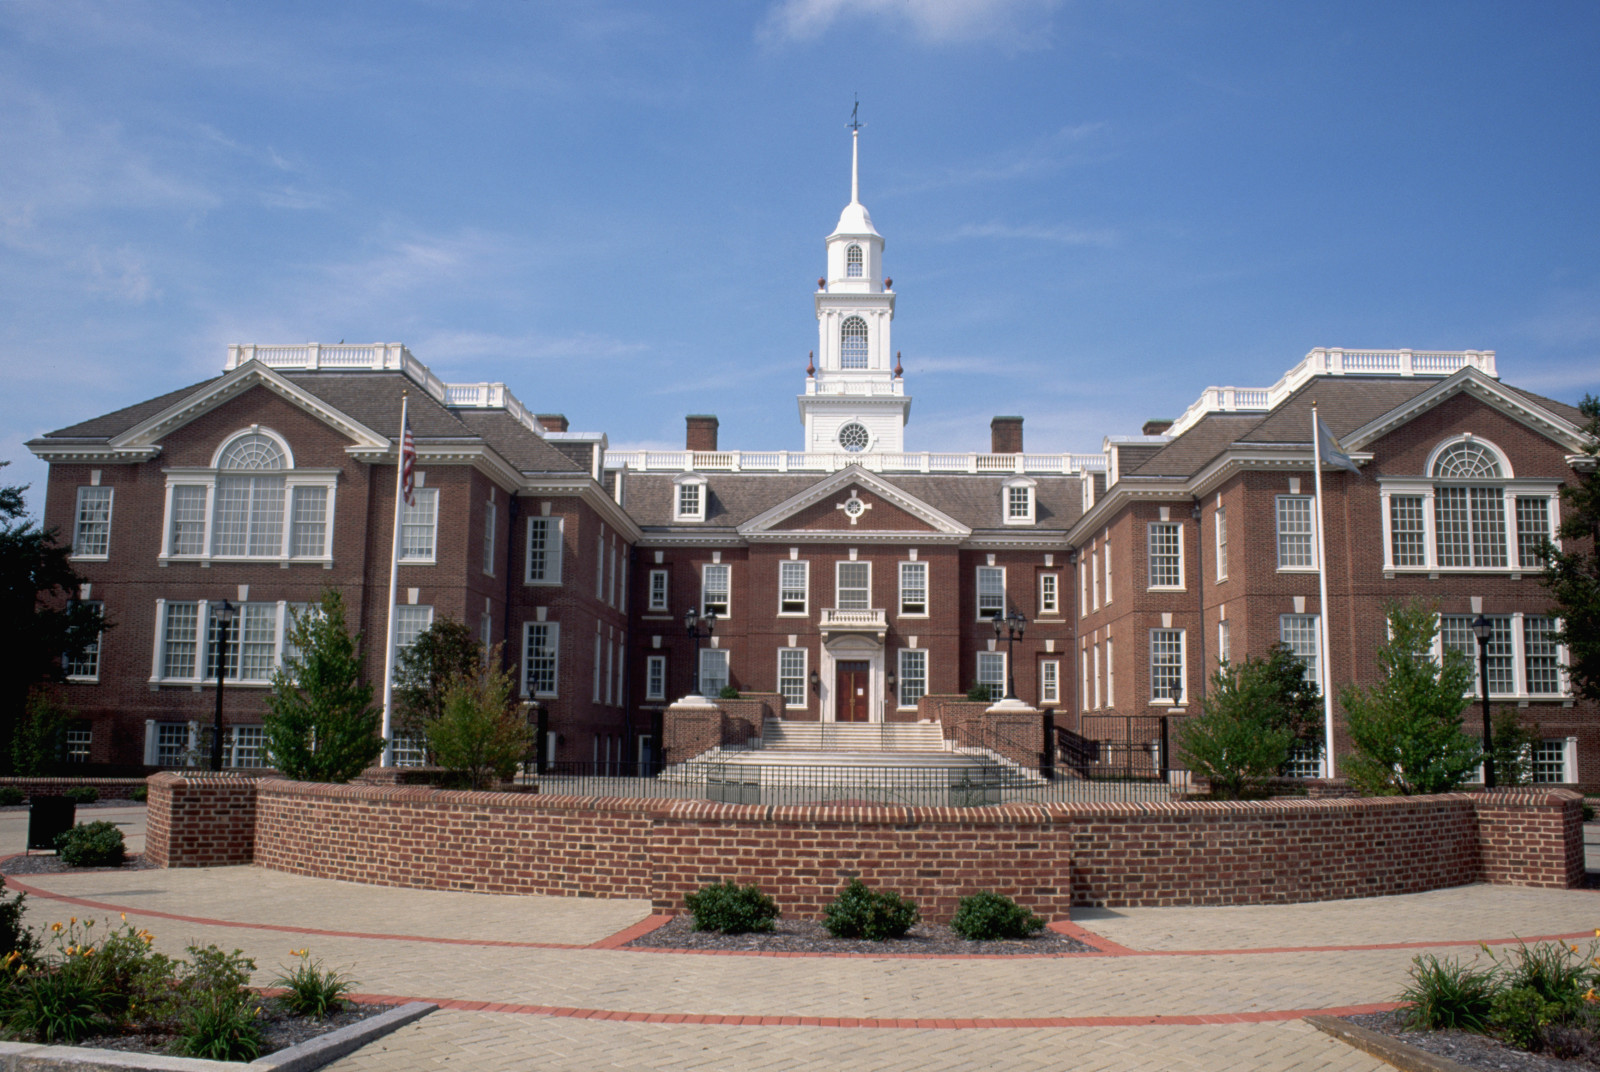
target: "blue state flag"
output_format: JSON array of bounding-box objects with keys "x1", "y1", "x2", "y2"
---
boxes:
[{"x1": 1316, "y1": 415, "x2": 1363, "y2": 478}]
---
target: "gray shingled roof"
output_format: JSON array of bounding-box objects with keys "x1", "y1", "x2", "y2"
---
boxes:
[
  {"x1": 1128, "y1": 414, "x2": 1263, "y2": 478},
  {"x1": 454, "y1": 411, "x2": 584, "y2": 473},
  {"x1": 622, "y1": 471, "x2": 1085, "y2": 532},
  {"x1": 42, "y1": 379, "x2": 218, "y2": 439}
]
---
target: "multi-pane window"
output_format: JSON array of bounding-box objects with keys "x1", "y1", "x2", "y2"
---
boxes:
[
  {"x1": 836, "y1": 562, "x2": 871, "y2": 610},
  {"x1": 1435, "y1": 486, "x2": 1507, "y2": 568},
  {"x1": 161, "y1": 603, "x2": 200, "y2": 679},
  {"x1": 229, "y1": 725, "x2": 266, "y2": 769},
  {"x1": 1218, "y1": 619, "x2": 1231, "y2": 665},
  {"x1": 73, "y1": 487, "x2": 113, "y2": 557},
  {"x1": 523, "y1": 622, "x2": 559, "y2": 697},
  {"x1": 840, "y1": 316, "x2": 869, "y2": 369},
  {"x1": 846, "y1": 244, "x2": 863, "y2": 277},
  {"x1": 1524, "y1": 616, "x2": 1562, "y2": 695},
  {"x1": 1147, "y1": 523, "x2": 1182, "y2": 588},
  {"x1": 1006, "y1": 485, "x2": 1032, "y2": 522},
  {"x1": 1103, "y1": 543, "x2": 1112, "y2": 603},
  {"x1": 1441, "y1": 615, "x2": 1514, "y2": 695},
  {"x1": 899, "y1": 562, "x2": 927, "y2": 615},
  {"x1": 289, "y1": 488, "x2": 328, "y2": 558},
  {"x1": 779, "y1": 561, "x2": 809, "y2": 614},
  {"x1": 645, "y1": 655, "x2": 666, "y2": 701},
  {"x1": 394, "y1": 604, "x2": 435, "y2": 660},
  {"x1": 400, "y1": 488, "x2": 439, "y2": 562},
  {"x1": 648, "y1": 569, "x2": 669, "y2": 611},
  {"x1": 169, "y1": 485, "x2": 208, "y2": 555},
  {"x1": 898, "y1": 649, "x2": 927, "y2": 709},
  {"x1": 1039, "y1": 573, "x2": 1058, "y2": 616},
  {"x1": 976, "y1": 652, "x2": 1005, "y2": 697},
  {"x1": 1150, "y1": 628, "x2": 1184, "y2": 702},
  {"x1": 702, "y1": 564, "x2": 730, "y2": 617},
  {"x1": 1389, "y1": 495, "x2": 1427, "y2": 567},
  {"x1": 1275, "y1": 496, "x2": 1315, "y2": 569},
  {"x1": 65, "y1": 727, "x2": 91, "y2": 763},
  {"x1": 1091, "y1": 550, "x2": 1100, "y2": 609},
  {"x1": 1040, "y1": 658, "x2": 1059, "y2": 705},
  {"x1": 1092, "y1": 643, "x2": 1101, "y2": 709},
  {"x1": 232, "y1": 604, "x2": 280, "y2": 682},
  {"x1": 1516, "y1": 497, "x2": 1551, "y2": 569},
  {"x1": 64, "y1": 600, "x2": 103, "y2": 680},
  {"x1": 1278, "y1": 614, "x2": 1320, "y2": 689},
  {"x1": 1532, "y1": 740, "x2": 1570, "y2": 784},
  {"x1": 1215, "y1": 506, "x2": 1228, "y2": 580},
  {"x1": 155, "y1": 723, "x2": 190, "y2": 767},
  {"x1": 526, "y1": 517, "x2": 563, "y2": 583},
  {"x1": 1283, "y1": 743, "x2": 1322, "y2": 779},
  {"x1": 778, "y1": 649, "x2": 807, "y2": 708},
  {"x1": 483, "y1": 499, "x2": 497, "y2": 575},
  {"x1": 977, "y1": 566, "x2": 1006, "y2": 618},
  {"x1": 390, "y1": 734, "x2": 426, "y2": 768},
  {"x1": 1105, "y1": 636, "x2": 1114, "y2": 706},
  {"x1": 676, "y1": 481, "x2": 704, "y2": 520},
  {"x1": 698, "y1": 649, "x2": 729, "y2": 696}
]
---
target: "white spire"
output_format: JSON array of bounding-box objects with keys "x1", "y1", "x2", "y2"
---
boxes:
[
  {"x1": 851, "y1": 127, "x2": 859, "y2": 205},
  {"x1": 832, "y1": 113, "x2": 878, "y2": 238}
]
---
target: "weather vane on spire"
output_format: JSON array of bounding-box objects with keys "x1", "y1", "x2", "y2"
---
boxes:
[{"x1": 848, "y1": 96, "x2": 862, "y2": 132}]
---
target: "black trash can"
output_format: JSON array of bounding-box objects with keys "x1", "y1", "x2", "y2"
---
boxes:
[{"x1": 27, "y1": 796, "x2": 76, "y2": 852}]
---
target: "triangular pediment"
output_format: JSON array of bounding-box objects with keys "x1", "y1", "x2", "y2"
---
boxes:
[
  {"x1": 109, "y1": 360, "x2": 390, "y2": 454},
  {"x1": 738, "y1": 466, "x2": 970, "y2": 539},
  {"x1": 1345, "y1": 367, "x2": 1591, "y2": 454}
]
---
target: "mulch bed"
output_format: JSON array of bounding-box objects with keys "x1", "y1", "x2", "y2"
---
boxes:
[
  {"x1": 1, "y1": 852, "x2": 157, "y2": 875},
  {"x1": 626, "y1": 914, "x2": 1093, "y2": 955},
  {"x1": 1344, "y1": 1011, "x2": 1589, "y2": 1072},
  {"x1": 77, "y1": 997, "x2": 393, "y2": 1058}
]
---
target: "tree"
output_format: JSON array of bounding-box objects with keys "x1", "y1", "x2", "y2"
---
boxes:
[
  {"x1": 393, "y1": 618, "x2": 483, "y2": 740},
  {"x1": 264, "y1": 590, "x2": 383, "y2": 782},
  {"x1": 1541, "y1": 393, "x2": 1600, "y2": 704},
  {"x1": 426, "y1": 651, "x2": 532, "y2": 790},
  {"x1": 11, "y1": 692, "x2": 72, "y2": 776},
  {"x1": 1488, "y1": 707, "x2": 1541, "y2": 787},
  {"x1": 1177, "y1": 644, "x2": 1317, "y2": 799},
  {"x1": 1340, "y1": 601, "x2": 1482, "y2": 795},
  {"x1": 0, "y1": 464, "x2": 104, "y2": 773}
]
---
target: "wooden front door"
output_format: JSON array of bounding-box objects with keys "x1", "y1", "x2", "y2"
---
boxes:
[{"x1": 836, "y1": 661, "x2": 870, "y2": 722}]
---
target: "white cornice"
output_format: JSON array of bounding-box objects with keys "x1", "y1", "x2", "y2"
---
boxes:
[
  {"x1": 513, "y1": 476, "x2": 644, "y2": 542},
  {"x1": 744, "y1": 529, "x2": 966, "y2": 544},
  {"x1": 1346, "y1": 368, "x2": 1590, "y2": 454},
  {"x1": 27, "y1": 444, "x2": 161, "y2": 464},
  {"x1": 738, "y1": 465, "x2": 970, "y2": 538}
]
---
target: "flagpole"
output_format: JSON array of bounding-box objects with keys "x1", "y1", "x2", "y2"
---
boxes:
[
  {"x1": 1311, "y1": 401, "x2": 1336, "y2": 779},
  {"x1": 379, "y1": 392, "x2": 410, "y2": 767}
]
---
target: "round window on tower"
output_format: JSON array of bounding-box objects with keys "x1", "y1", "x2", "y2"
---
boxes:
[{"x1": 838, "y1": 423, "x2": 870, "y2": 453}]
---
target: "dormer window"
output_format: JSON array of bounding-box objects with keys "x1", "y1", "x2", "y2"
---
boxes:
[
  {"x1": 674, "y1": 475, "x2": 707, "y2": 522},
  {"x1": 846, "y1": 244, "x2": 863, "y2": 278},
  {"x1": 841, "y1": 316, "x2": 869, "y2": 369},
  {"x1": 1004, "y1": 477, "x2": 1037, "y2": 525}
]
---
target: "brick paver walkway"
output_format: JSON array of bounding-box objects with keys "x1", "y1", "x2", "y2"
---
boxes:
[{"x1": 3, "y1": 809, "x2": 1597, "y2": 1070}]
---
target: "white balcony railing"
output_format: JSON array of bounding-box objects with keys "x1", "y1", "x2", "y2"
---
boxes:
[
  {"x1": 819, "y1": 608, "x2": 887, "y2": 634},
  {"x1": 603, "y1": 450, "x2": 1108, "y2": 475}
]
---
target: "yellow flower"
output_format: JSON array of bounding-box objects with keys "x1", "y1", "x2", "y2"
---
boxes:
[
  {"x1": 50, "y1": 923, "x2": 62, "y2": 933},
  {"x1": 81, "y1": 947, "x2": 93, "y2": 956},
  {"x1": 17, "y1": 964, "x2": 27, "y2": 975},
  {"x1": 69, "y1": 917, "x2": 76, "y2": 925},
  {"x1": 120, "y1": 913, "x2": 127, "y2": 923},
  {"x1": 84, "y1": 920, "x2": 93, "y2": 929}
]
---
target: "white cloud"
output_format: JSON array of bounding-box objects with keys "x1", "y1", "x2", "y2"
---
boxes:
[
  {"x1": 890, "y1": 122, "x2": 1108, "y2": 193},
  {"x1": 761, "y1": 0, "x2": 1061, "y2": 47},
  {"x1": 411, "y1": 328, "x2": 648, "y2": 365},
  {"x1": 83, "y1": 246, "x2": 161, "y2": 304},
  {"x1": 950, "y1": 222, "x2": 1116, "y2": 246}
]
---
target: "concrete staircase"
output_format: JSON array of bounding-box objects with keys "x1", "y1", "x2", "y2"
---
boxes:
[{"x1": 760, "y1": 720, "x2": 948, "y2": 753}]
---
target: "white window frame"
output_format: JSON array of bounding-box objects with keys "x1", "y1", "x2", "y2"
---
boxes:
[
  {"x1": 1092, "y1": 642, "x2": 1101, "y2": 710},
  {"x1": 1215, "y1": 505, "x2": 1228, "y2": 581},
  {"x1": 702, "y1": 563, "x2": 730, "y2": 617},
  {"x1": 483, "y1": 498, "x2": 497, "y2": 576},
  {"x1": 977, "y1": 566, "x2": 1006, "y2": 620},
  {"x1": 898, "y1": 648, "x2": 927, "y2": 710},
  {"x1": 1090, "y1": 549, "x2": 1100, "y2": 609},
  {"x1": 1041, "y1": 657, "x2": 1059, "y2": 705},
  {"x1": 648, "y1": 568, "x2": 669, "y2": 611},
  {"x1": 1003, "y1": 478, "x2": 1036, "y2": 525},
  {"x1": 899, "y1": 561, "x2": 928, "y2": 616},
  {"x1": 836, "y1": 561, "x2": 871, "y2": 611},
  {"x1": 699, "y1": 648, "x2": 730, "y2": 696},
  {"x1": 1275, "y1": 495, "x2": 1316, "y2": 571},
  {"x1": 525, "y1": 516, "x2": 564, "y2": 585},
  {"x1": 1438, "y1": 612, "x2": 1571, "y2": 700},
  {"x1": 399, "y1": 487, "x2": 440, "y2": 564},
  {"x1": 1278, "y1": 613, "x2": 1321, "y2": 691},
  {"x1": 674, "y1": 475, "x2": 707, "y2": 522},
  {"x1": 779, "y1": 560, "x2": 810, "y2": 616},
  {"x1": 1149, "y1": 627, "x2": 1185, "y2": 704},
  {"x1": 64, "y1": 600, "x2": 104, "y2": 682},
  {"x1": 522, "y1": 621, "x2": 560, "y2": 698},
  {"x1": 778, "y1": 648, "x2": 808, "y2": 709},
  {"x1": 149, "y1": 599, "x2": 303, "y2": 686},
  {"x1": 976, "y1": 651, "x2": 1006, "y2": 697},
  {"x1": 1147, "y1": 522, "x2": 1183, "y2": 590},
  {"x1": 72, "y1": 487, "x2": 113, "y2": 559},
  {"x1": 645, "y1": 654, "x2": 667, "y2": 701},
  {"x1": 1103, "y1": 543, "x2": 1112, "y2": 604},
  {"x1": 1105, "y1": 636, "x2": 1114, "y2": 707},
  {"x1": 1039, "y1": 572, "x2": 1059, "y2": 616},
  {"x1": 64, "y1": 725, "x2": 92, "y2": 764},
  {"x1": 1218, "y1": 619, "x2": 1231, "y2": 666}
]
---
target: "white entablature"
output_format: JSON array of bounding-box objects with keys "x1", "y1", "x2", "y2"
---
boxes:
[{"x1": 799, "y1": 122, "x2": 912, "y2": 455}]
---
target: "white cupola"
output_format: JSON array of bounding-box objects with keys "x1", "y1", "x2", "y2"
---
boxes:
[{"x1": 799, "y1": 113, "x2": 911, "y2": 455}]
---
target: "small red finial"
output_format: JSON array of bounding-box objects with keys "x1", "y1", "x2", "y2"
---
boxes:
[
  {"x1": 817, "y1": 277, "x2": 826, "y2": 291},
  {"x1": 894, "y1": 351, "x2": 903, "y2": 377},
  {"x1": 806, "y1": 351, "x2": 815, "y2": 377},
  {"x1": 884, "y1": 277, "x2": 892, "y2": 289}
]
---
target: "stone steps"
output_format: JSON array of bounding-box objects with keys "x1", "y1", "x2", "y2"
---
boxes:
[{"x1": 760, "y1": 720, "x2": 947, "y2": 753}]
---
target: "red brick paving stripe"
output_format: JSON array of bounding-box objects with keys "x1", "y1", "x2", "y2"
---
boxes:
[{"x1": 590, "y1": 913, "x2": 673, "y2": 949}]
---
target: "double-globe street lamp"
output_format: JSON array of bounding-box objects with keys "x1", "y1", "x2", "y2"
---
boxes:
[
  {"x1": 210, "y1": 599, "x2": 237, "y2": 771},
  {"x1": 683, "y1": 606, "x2": 718, "y2": 697},
  {"x1": 991, "y1": 609, "x2": 1027, "y2": 702},
  {"x1": 1470, "y1": 613, "x2": 1496, "y2": 789}
]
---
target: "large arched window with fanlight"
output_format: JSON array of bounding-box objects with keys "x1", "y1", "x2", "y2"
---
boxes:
[
  {"x1": 846, "y1": 244, "x2": 863, "y2": 278},
  {"x1": 840, "y1": 316, "x2": 869, "y2": 369},
  {"x1": 161, "y1": 427, "x2": 338, "y2": 564}
]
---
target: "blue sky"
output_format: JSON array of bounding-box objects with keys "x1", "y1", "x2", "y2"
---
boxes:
[{"x1": 3, "y1": 1, "x2": 1598, "y2": 510}]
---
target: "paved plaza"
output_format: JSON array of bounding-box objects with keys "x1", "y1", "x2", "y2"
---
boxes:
[{"x1": 2, "y1": 807, "x2": 1598, "y2": 1070}]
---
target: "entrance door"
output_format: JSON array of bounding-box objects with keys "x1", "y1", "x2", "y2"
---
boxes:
[{"x1": 836, "y1": 661, "x2": 870, "y2": 722}]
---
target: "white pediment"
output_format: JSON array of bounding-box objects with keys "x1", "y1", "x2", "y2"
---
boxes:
[
  {"x1": 1344, "y1": 367, "x2": 1592, "y2": 454},
  {"x1": 737, "y1": 465, "x2": 971, "y2": 539}
]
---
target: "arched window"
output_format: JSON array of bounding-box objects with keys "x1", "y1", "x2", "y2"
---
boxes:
[
  {"x1": 846, "y1": 245, "x2": 863, "y2": 278},
  {"x1": 1432, "y1": 441, "x2": 1502, "y2": 479},
  {"x1": 840, "y1": 316, "x2": 869, "y2": 369},
  {"x1": 163, "y1": 428, "x2": 336, "y2": 563},
  {"x1": 214, "y1": 433, "x2": 288, "y2": 556},
  {"x1": 218, "y1": 433, "x2": 287, "y2": 471}
]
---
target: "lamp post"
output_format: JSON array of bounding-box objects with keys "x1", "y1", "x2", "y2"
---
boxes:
[
  {"x1": 683, "y1": 606, "x2": 717, "y2": 697},
  {"x1": 991, "y1": 609, "x2": 1026, "y2": 702},
  {"x1": 1471, "y1": 614, "x2": 1496, "y2": 789},
  {"x1": 210, "y1": 600, "x2": 237, "y2": 771}
]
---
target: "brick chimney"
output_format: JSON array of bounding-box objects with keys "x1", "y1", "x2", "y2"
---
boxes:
[
  {"x1": 990, "y1": 416, "x2": 1024, "y2": 454},
  {"x1": 1141, "y1": 419, "x2": 1174, "y2": 437},
  {"x1": 686, "y1": 415, "x2": 719, "y2": 452},
  {"x1": 535, "y1": 414, "x2": 569, "y2": 433}
]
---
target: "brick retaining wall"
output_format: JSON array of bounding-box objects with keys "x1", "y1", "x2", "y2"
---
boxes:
[
  {"x1": 144, "y1": 776, "x2": 1585, "y2": 918},
  {"x1": 0, "y1": 777, "x2": 150, "y2": 799}
]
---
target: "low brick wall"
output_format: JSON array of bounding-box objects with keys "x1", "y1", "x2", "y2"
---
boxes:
[
  {"x1": 0, "y1": 777, "x2": 150, "y2": 799},
  {"x1": 146, "y1": 776, "x2": 1585, "y2": 917}
]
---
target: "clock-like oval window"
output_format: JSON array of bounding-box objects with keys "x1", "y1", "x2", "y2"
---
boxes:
[{"x1": 838, "y1": 423, "x2": 870, "y2": 452}]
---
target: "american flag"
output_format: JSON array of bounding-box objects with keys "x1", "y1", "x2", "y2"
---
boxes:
[{"x1": 400, "y1": 417, "x2": 416, "y2": 507}]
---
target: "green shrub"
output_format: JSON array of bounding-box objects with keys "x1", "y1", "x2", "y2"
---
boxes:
[
  {"x1": 1398, "y1": 954, "x2": 1498, "y2": 1032},
  {"x1": 0, "y1": 787, "x2": 24, "y2": 806},
  {"x1": 1490, "y1": 939, "x2": 1591, "y2": 1013},
  {"x1": 965, "y1": 683, "x2": 994, "y2": 703},
  {"x1": 718, "y1": 685, "x2": 741, "y2": 700},
  {"x1": 949, "y1": 892, "x2": 1046, "y2": 941},
  {"x1": 176, "y1": 990, "x2": 263, "y2": 1061},
  {"x1": 1585, "y1": 801, "x2": 1596, "y2": 823},
  {"x1": 0, "y1": 878, "x2": 38, "y2": 965},
  {"x1": 5, "y1": 965, "x2": 107, "y2": 1043},
  {"x1": 426, "y1": 656, "x2": 533, "y2": 790},
  {"x1": 130, "y1": 785, "x2": 148, "y2": 803},
  {"x1": 685, "y1": 881, "x2": 779, "y2": 935},
  {"x1": 823, "y1": 879, "x2": 918, "y2": 941},
  {"x1": 56, "y1": 821, "x2": 125, "y2": 867},
  {"x1": 63, "y1": 786, "x2": 99, "y2": 805},
  {"x1": 272, "y1": 948, "x2": 355, "y2": 1019}
]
